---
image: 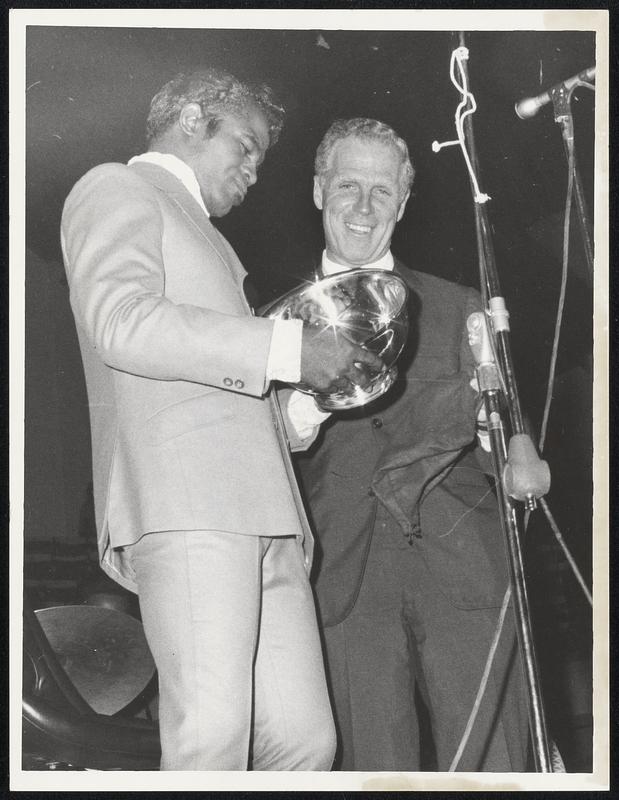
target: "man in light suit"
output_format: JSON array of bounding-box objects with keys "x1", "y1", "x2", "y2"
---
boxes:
[
  {"x1": 294, "y1": 119, "x2": 529, "y2": 771},
  {"x1": 61, "y1": 72, "x2": 383, "y2": 771}
]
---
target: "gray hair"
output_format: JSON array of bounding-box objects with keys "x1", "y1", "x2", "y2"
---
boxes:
[
  {"x1": 315, "y1": 118, "x2": 415, "y2": 196},
  {"x1": 146, "y1": 68, "x2": 285, "y2": 147}
]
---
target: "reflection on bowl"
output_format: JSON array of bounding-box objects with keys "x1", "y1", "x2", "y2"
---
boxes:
[{"x1": 262, "y1": 269, "x2": 409, "y2": 410}]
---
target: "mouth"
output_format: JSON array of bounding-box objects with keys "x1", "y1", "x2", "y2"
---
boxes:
[{"x1": 345, "y1": 222, "x2": 372, "y2": 235}]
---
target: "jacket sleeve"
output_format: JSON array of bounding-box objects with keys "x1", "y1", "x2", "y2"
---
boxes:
[{"x1": 61, "y1": 165, "x2": 275, "y2": 398}]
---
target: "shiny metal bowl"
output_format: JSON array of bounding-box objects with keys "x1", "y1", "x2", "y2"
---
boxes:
[{"x1": 262, "y1": 269, "x2": 409, "y2": 410}]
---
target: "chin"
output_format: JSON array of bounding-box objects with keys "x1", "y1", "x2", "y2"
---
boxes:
[
  {"x1": 212, "y1": 201, "x2": 236, "y2": 218},
  {"x1": 338, "y1": 242, "x2": 376, "y2": 263},
  {"x1": 343, "y1": 252, "x2": 376, "y2": 266}
]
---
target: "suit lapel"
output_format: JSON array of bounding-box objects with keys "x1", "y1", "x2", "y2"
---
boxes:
[
  {"x1": 128, "y1": 161, "x2": 246, "y2": 287},
  {"x1": 393, "y1": 258, "x2": 423, "y2": 294}
]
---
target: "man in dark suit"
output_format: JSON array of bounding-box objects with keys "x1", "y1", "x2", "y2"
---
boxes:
[
  {"x1": 294, "y1": 118, "x2": 529, "y2": 771},
  {"x1": 61, "y1": 73, "x2": 383, "y2": 771}
]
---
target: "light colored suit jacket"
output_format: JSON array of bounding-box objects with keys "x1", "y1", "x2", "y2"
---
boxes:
[{"x1": 61, "y1": 161, "x2": 313, "y2": 592}]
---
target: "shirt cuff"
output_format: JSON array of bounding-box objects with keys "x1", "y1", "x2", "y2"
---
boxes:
[
  {"x1": 287, "y1": 390, "x2": 331, "y2": 441},
  {"x1": 266, "y1": 318, "x2": 303, "y2": 383}
]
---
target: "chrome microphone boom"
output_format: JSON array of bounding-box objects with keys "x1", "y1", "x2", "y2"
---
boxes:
[{"x1": 515, "y1": 65, "x2": 595, "y2": 119}]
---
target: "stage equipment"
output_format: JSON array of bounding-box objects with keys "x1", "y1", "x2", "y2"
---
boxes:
[
  {"x1": 515, "y1": 66, "x2": 595, "y2": 119},
  {"x1": 35, "y1": 605, "x2": 156, "y2": 716},
  {"x1": 432, "y1": 37, "x2": 555, "y2": 772},
  {"x1": 261, "y1": 269, "x2": 409, "y2": 410},
  {"x1": 515, "y1": 65, "x2": 595, "y2": 282},
  {"x1": 513, "y1": 60, "x2": 595, "y2": 621},
  {"x1": 22, "y1": 600, "x2": 160, "y2": 770}
]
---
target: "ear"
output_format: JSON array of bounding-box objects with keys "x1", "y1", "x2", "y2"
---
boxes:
[
  {"x1": 396, "y1": 190, "x2": 410, "y2": 222},
  {"x1": 178, "y1": 102, "x2": 204, "y2": 137},
  {"x1": 313, "y1": 176, "x2": 323, "y2": 210}
]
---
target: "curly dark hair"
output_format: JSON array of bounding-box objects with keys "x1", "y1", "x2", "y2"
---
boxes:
[
  {"x1": 146, "y1": 68, "x2": 285, "y2": 147},
  {"x1": 315, "y1": 118, "x2": 415, "y2": 197}
]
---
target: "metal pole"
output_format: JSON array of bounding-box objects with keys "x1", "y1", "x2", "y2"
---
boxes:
[
  {"x1": 458, "y1": 32, "x2": 552, "y2": 770},
  {"x1": 552, "y1": 84, "x2": 594, "y2": 283},
  {"x1": 484, "y1": 393, "x2": 551, "y2": 771}
]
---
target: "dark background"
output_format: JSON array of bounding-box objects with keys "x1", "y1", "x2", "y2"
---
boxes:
[{"x1": 23, "y1": 25, "x2": 596, "y2": 769}]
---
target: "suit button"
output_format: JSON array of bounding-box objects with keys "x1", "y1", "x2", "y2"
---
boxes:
[
  {"x1": 372, "y1": 417, "x2": 383, "y2": 428},
  {"x1": 234, "y1": 379, "x2": 245, "y2": 389},
  {"x1": 368, "y1": 487, "x2": 375, "y2": 497},
  {"x1": 223, "y1": 377, "x2": 233, "y2": 387}
]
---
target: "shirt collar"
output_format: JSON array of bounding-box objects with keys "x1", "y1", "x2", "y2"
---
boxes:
[
  {"x1": 128, "y1": 152, "x2": 210, "y2": 218},
  {"x1": 321, "y1": 249, "x2": 395, "y2": 276}
]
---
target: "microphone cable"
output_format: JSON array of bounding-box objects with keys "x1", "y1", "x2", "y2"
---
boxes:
[
  {"x1": 523, "y1": 100, "x2": 593, "y2": 610},
  {"x1": 538, "y1": 125, "x2": 575, "y2": 455},
  {"x1": 448, "y1": 584, "x2": 511, "y2": 772}
]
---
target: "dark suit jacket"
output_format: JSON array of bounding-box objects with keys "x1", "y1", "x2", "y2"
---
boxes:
[{"x1": 296, "y1": 261, "x2": 508, "y2": 627}]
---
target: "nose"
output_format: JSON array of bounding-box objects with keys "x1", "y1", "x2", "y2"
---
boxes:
[
  {"x1": 242, "y1": 160, "x2": 258, "y2": 187},
  {"x1": 353, "y1": 188, "x2": 372, "y2": 215}
]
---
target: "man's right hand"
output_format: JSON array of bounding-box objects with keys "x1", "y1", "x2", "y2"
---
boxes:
[{"x1": 300, "y1": 323, "x2": 385, "y2": 394}]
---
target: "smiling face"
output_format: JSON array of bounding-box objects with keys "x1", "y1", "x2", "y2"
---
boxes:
[
  {"x1": 314, "y1": 137, "x2": 410, "y2": 267},
  {"x1": 186, "y1": 101, "x2": 270, "y2": 217}
]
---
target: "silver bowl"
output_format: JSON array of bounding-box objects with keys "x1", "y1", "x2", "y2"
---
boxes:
[{"x1": 262, "y1": 269, "x2": 409, "y2": 410}]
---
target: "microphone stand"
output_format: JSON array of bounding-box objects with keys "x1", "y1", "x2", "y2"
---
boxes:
[
  {"x1": 457, "y1": 32, "x2": 552, "y2": 772},
  {"x1": 550, "y1": 82, "x2": 594, "y2": 283}
]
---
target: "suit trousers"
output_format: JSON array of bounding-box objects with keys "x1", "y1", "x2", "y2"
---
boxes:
[
  {"x1": 321, "y1": 503, "x2": 529, "y2": 772},
  {"x1": 129, "y1": 530, "x2": 336, "y2": 770}
]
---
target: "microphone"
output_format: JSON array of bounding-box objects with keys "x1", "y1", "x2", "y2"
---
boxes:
[{"x1": 515, "y1": 66, "x2": 595, "y2": 119}]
